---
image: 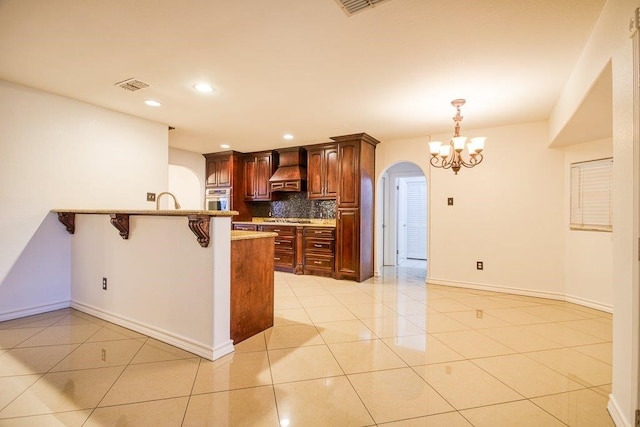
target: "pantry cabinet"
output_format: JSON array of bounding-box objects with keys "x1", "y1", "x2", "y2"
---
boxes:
[{"x1": 331, "y1": 133, "x2": 379, "y2": 282}]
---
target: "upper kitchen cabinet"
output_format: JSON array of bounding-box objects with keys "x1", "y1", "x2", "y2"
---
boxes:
[
  {"x1": 204, "y1": 151, "x2": 235, "y2": 188},
  {"x1": 307, "y1": 144, "x2": 338, "y2": 200},
  {"x1": 331, "y1": 133, "x2": 379, "y2": 282},
  {"x1": 203, "y1": 151, "x2": 251, "y2": 220},
  {"x1": 243, "y1": 151, "x2": 277, "y2": 201}
]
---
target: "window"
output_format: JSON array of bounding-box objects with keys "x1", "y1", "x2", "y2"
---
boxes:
[{"x1": 570, "y1": 158, "x2": 613, "y2": 232}]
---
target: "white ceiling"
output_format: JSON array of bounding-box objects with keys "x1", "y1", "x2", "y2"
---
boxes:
[{"x1": 0, "y1": 0, "x2": 608, "y2": 154}]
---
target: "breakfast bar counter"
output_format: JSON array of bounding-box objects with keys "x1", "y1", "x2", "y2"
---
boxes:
[{"x1": 51, "y1": 209, "x2": 239, "y2": 361}]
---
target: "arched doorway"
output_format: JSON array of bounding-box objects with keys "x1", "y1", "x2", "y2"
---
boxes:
[{"x1": 378, "y1": 162, "x2": 427, "y2": 276}]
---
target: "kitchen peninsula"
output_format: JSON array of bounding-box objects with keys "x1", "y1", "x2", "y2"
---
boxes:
[{"x1": 51, "y1": 209, "x2": 275, "y2": 361}]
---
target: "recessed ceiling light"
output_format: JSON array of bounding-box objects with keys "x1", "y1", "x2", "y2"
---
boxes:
[
  {"x1": 283, "y1": 134, "x2": 294, "y2": 140},
  {"x1": 194, "y1": 83, "x2": 214, "y2": 93},
  {"x1": 144, "y1": 99, "x2": 161, "y2": 107},
  {"x1": 220, "y1": 144, "x2": 230, "y2": 149}
]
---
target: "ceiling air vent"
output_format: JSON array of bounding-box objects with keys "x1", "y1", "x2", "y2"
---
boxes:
[
  {"x1": 115, "y1": 78, "x2": 149, "y2": 92},
  {"x1": 334, "y1": 0, "x2": 391, "y2": 16}
]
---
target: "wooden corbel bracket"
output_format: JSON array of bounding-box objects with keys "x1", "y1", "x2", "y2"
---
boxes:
[
  {"x1": 188, "y1": 215, "x2": 210, "y2": 248},
  {"x1": 109, "y1": 214, "x2": 130, "y2": 240},
  {"x1": 57, "y1": 212, "x2": 76, "y2": 234}
]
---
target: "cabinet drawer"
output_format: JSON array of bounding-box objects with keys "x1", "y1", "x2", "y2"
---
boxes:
[
  {"x1": 273, "y1": 251, "x2": 295, "y2": 268},
  {"x1": 274, "y1": 237, "x2": 295, "y2": 250},
  {"x1": 303, "y1": 227, "x2": 335, "y2": 238},
  {"x1": 303, "y1": 238, "x2": 334, "y2": 253},
  {"x1": 304, "y1": 254, "x2": 334, "y2": 271},
  {"x1": 233, "y1": 224, "x2": 257, "y2": 231},
  {"x1": 259, "y1": 224, "x2": 296, "y2": 236}
]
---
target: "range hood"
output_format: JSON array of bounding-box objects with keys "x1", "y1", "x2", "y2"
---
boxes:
[{"x1": 269, "y1": 147, "x2": 307, "y2": 192}]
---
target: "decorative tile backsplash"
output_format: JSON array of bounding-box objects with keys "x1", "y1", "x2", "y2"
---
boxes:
[{"x1": 248, "y1": 192, "x2": 336, "y2": 219}]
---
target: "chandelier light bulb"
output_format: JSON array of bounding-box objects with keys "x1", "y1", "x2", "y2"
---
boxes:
[{"x1": 428, "y1": 141, "x2": 442, "y2": 155}]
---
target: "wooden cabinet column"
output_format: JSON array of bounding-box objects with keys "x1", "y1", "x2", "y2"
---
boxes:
[{"x1": 331, "y1": 133, "x2": 379, "y2": 282}]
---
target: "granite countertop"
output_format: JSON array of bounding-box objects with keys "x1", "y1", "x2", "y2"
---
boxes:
[
  {"x1": 51, "y1": 209, "x2": 238, "y2": 217},
  {"x1": 231, "y1": 230, "x2": 278, "y2": 241},
  {"x1": 234, "y1": 217, "x2": 336, "y2": 227}
]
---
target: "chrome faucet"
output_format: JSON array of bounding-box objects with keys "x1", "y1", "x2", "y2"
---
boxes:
[{"x1": 156, "y1": 192, "x2": 181, "y2": 210}]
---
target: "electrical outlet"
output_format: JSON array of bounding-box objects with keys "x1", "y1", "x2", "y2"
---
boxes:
[
  {"x1": 476, "y1": 310, "x2": 483, "y2": 318},
  {"x1": 101, "y1": 348, "x2": 106, "y2": 362},
  {"x1": 447, "y1": 197, "x2": 454, "y2": 206},
  {"x1": 476, "y1": 261, "x2": 484, "y2": 270},
  {"x1": 102, "y1": 277, "x2": 107, "y2": 290},
  {"x1": 146, "y1": 192, "x2": 156, "y2": 202}
]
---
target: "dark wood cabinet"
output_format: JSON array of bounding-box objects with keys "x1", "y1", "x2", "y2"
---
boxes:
[
  {"x1": 205, "y1": 152, "x2": 232, "y2": 188},
  {"x1": 303, "y1": 227, "x2": 335, "y2": 277},
  {"x1": 231, "y1": 235, "x2": 274, "y2": 343},
  {"x1": 244, "y1": 151, "x2": 276, "y2": 201},
  {"x1": 259, "y1": 224, "x2": 297, "y2": 272},
  {"x1": 331, "y1": 133, "x2": 379, "y2": 282},
  {"x1": 203, "y1": 151, "x2": 252, "y2": 220},
  {"x1": 307, "y1": 144, "x2": 339, "y2": 200},
  {"x1": 218, "y1": 133, "x2": 377, "y2": 283},
  {"x1": 337, "y1": 141, "x2": 359, "y2": 207},
  {"x1": 335, "y1": 208, "x2": 359, "y2": 278}
]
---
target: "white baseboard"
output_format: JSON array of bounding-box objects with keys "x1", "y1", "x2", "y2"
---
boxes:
[
  {"x1": 607, "y1": 394, "x2": 631, "y2": 427},
  {"x1": 213, "y1": 340, "x2": 235, "y2": 360},
  {"x1": 71, "y1": 300, "x2": 233, "y2": 361},
  {"x1": 0, "y1": 300, "x2": 70, "y2": 322},
  {"x1": 426, "y1": 277, "x2": 613, "y2": 313},
  {"x1": 565, "y1": 294, "x2": 613, "y2": 314},
  {"x1": 427, "y1": 277, "x2": 565, "y2": 301}
]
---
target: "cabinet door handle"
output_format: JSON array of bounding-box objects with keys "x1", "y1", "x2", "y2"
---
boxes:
[
  {"x1": 274, "y1": 257, "x2": 281, "y2": 261},
  {"x1": 313, "y1": 261, "x2": 322, "y2": 264},
  {"x1": 274, "y1": 229, "x2": 280, "y2": 232},
  {"x1": 274, "y1": 242, "x2": 281, "y2": 245},
  {"x1": 314, "y1": 231, "x2": 323, "y2": 234},
  {"x1": 314, "y1": 244, "x2": 323, "y2": 248}
]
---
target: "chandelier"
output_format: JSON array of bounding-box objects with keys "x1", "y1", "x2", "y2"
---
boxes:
[{"x1": 428, "y1": 99, "x2": 485, "y2": 175}]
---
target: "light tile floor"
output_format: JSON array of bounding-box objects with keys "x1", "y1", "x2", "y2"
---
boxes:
[{"x1": 0, "y1": 266, "x2": 614, "y2": 426}]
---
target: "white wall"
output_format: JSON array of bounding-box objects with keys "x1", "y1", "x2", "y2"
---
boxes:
[
  {"x1": 168, "y1": 147, "x2": 206, "y2": 209},
  {"x1": 610, "y1": 33, "x2": 638, "y2": 427},
  {"x1": 169, "y1": 165, "x2": 202, "y2": 210},
  {"x1": 550, "y1": 0, "x2": 636, "y2": 143},
  {"x1": 563, "y1": 138, "x2": 614, "y2": 312},
  {"x1": 552, "y1": 1, "x2": 640, "y2": 424},
  {"x1": 0, "y1": 80, "x2": 169, "y2": 319},
  {"x1": 377, "y1": 122, "x2": 566, "y2": 298}
]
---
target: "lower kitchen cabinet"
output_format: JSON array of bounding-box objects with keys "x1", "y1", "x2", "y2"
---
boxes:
[
  {"x1": 303, "y1": 227, "x2": 335, "y2": 277},
  {"x1": 258, "y1": 224, "x2": 298, "y2": 273},
  {"x1": 233, "y1": 223, "x2": 337, "y2": 278}
]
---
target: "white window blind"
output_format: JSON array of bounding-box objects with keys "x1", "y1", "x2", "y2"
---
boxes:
[{"x1": 570, "y1": 158, "x2": 613, "y2": 232}]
